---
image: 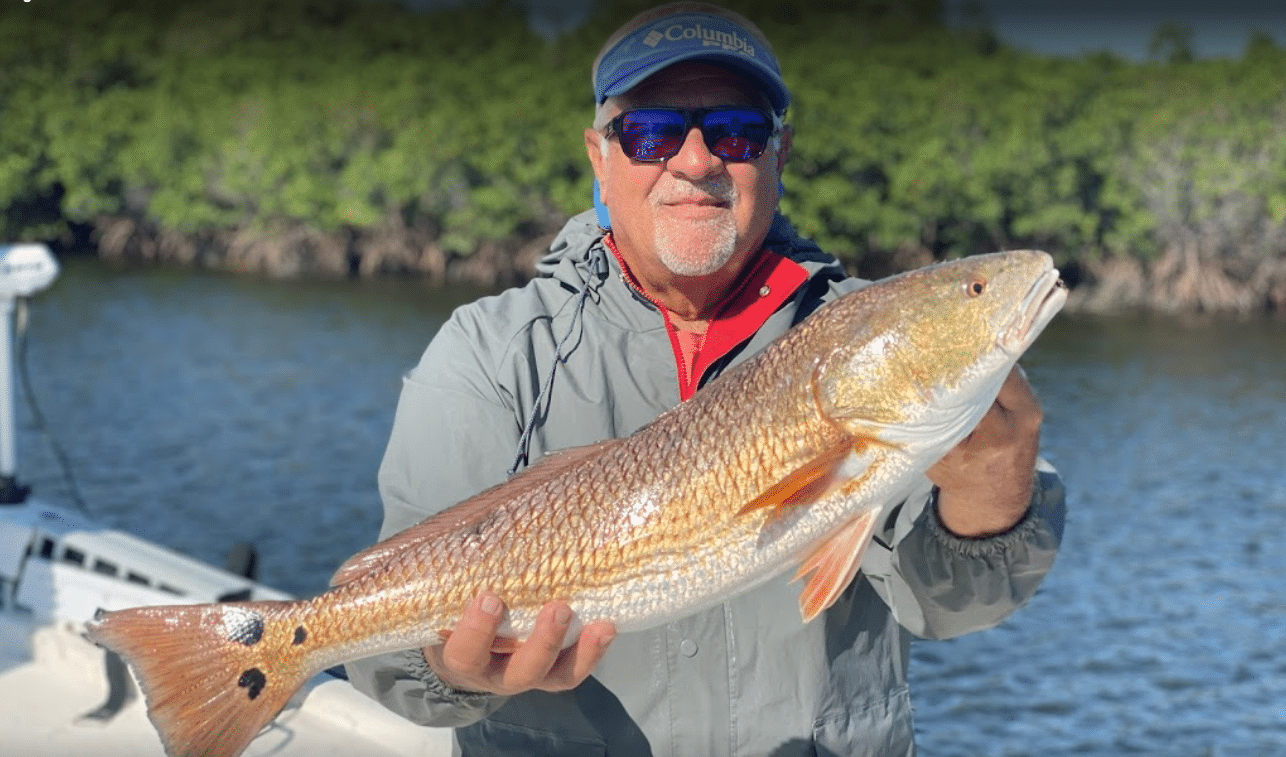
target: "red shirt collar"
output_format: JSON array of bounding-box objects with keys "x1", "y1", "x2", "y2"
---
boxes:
[{"x1": 603, "y1": 233, "x2": 809, "y2": 400}]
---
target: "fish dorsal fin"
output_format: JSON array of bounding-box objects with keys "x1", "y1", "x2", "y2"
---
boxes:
[
  {"x1": 792, "y1": 505, "x2": 883, "y2": 622},
  {"x1": 736, "y1": 432, "x2": 891, "y2": 517},
  {"x1": 508, "y1": 440, "x2": 619, "y2": 487},
  {"x1": 329, "y1": 508, "x2": 472, "y2": 588},
  {"x1": 330, "y1": 440, "x2": 619, "y2": 588}
]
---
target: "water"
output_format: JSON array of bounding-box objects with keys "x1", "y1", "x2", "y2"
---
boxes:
[
  {"x1": 18, "y1": 257, "x2": 484, "y2": 594},
  {"x1": 912, "y1": 315, "x2": 1286, "y2": 756},
  {"x1": 16, "y1": 257, "x2": 1286, "y2": 754}
]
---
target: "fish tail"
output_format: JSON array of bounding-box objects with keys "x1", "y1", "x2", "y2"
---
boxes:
[{"x1": 85, "y1": 600, "x2": 313, "y2": 757}]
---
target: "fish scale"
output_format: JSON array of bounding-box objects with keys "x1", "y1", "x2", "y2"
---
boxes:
[{"x1": 85, "y1": 250, "x2": 1066, "y2": 757}]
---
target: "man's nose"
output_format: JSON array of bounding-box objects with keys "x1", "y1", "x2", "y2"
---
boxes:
[{"x1": 666, "y1": 126, "x2": 724, "y2": 179}]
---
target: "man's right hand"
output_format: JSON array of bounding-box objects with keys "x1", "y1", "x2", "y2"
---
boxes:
[{"x1": 423, "y1": 592, "x2": 616, "y2": 696}]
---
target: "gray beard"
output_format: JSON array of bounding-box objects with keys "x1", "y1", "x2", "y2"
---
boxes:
[
  {"x1": 650, "y1": 176, "x2": 739, "y2": 277},
  {"x1": 655, "y1": 217, "x2": 738, "y2": 277}
]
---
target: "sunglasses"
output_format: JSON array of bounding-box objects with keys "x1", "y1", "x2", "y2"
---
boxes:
[{"x1": 604, "y1": 107, "x2": 778, "y2": 163}]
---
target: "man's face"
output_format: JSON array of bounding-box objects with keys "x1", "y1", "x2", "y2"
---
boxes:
[{"x1": 585, "y1": 62, "x2": 790, "y2": 283}]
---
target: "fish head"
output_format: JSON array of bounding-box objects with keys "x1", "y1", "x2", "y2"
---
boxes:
[{"x1": 813, "y1": 250, "x2": 1066, "y2": 455}]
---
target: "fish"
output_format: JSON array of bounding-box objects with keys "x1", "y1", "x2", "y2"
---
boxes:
[{"x1": 85, "y1": 250, "x2": 1067, "y2": 757}]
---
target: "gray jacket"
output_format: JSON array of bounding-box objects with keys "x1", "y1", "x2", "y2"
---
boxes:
[{"x1": 345, "y1": 210, "x2": 1066, "y2": 757}]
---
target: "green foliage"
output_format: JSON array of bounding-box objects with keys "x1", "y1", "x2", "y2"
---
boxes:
[
  {"x1": 0, "y1": 0, "x2": 590, "y2": 254},
  {"x1": 0, "y1": 0, "x2": 1283, "y2": 292}
]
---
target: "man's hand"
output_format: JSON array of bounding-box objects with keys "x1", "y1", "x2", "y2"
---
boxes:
[
  {"x1": 423, "y1": 593, "x2": 616, "y2": 696},
  {"x1": 927, "y1": 366, "x2": 1043, "y2": 538}
]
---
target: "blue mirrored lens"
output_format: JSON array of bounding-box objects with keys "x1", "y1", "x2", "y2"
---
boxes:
[
  {"x1": 619, "y1": 110, "x2": 688, "y2": 161},
  {"x1": 702, "y1": 110, "x2": 773, "y2": 162},
  {"x1": 614, "y1": 108, "x2": 773, "y2": 162}
]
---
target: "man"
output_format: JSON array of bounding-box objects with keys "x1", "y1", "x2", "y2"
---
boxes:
[{"x1": 346, "y1": 3, "x2": 1065, "y2": 755}]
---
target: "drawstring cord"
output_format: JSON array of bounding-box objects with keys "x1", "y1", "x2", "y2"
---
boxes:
[{"x1": 507, "y1": 245, "x2": 609, "y2": 477}]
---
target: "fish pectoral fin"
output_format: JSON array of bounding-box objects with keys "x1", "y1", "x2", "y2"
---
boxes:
[
  {"x1": 736, "y1": 443, "x2": 851, "y2": 516},
  {"x1": 736, "y1": 436, "x2": 882, "y2": 517},
  {"x1": 792, "y1": 505, "x2": 883, "y2": 622}
]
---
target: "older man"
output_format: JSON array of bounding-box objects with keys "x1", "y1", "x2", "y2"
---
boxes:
[{"x1": 345, "y1": 3, "x2": 1065, "y2": 755}]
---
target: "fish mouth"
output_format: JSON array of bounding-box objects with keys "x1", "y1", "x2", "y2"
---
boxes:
[{"x1": 1001, "y1": 263, "x2": 1068, "y2": 354}]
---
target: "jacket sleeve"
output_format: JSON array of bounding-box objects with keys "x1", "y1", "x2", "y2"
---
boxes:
[
  {"x1": 343, "y1": 313, "x2": 519, "y2": 727},
  {"x1": 860, "y1": 458, "x2": 1066, "y2": 639}
]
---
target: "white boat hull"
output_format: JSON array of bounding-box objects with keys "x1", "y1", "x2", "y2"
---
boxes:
[{"x1": 1, "y1": 500, "x2": 452, "y2": 757}]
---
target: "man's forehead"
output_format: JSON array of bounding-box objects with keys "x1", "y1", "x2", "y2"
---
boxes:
[{"x1": 621, "y1": 61, "x2": 766, "y2": 108}]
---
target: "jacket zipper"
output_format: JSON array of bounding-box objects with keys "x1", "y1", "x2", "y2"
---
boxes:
[{"x1": 602, "y1": 236, "x2": 695, "y2": 398}]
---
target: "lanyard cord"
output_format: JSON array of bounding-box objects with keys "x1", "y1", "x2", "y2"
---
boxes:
[{"x1": 507, "y1": 245, "x2": 609, "y2": 477}]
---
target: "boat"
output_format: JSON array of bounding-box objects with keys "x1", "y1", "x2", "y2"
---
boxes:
[{"x1": 0, "y1": 243, "x2": 452, "y2": 756}]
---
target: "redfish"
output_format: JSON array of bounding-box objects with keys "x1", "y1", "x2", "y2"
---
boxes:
[{"x1": 87, "y1": 250, "x2": 1066, "y2": 757}]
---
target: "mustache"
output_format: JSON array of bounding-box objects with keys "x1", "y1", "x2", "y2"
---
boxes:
[{"x1": 651, "y1": 175, "x2": 737, "y2": 206}]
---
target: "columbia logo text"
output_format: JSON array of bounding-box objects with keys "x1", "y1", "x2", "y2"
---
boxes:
[{"x1": 644, "y1": 24, "x2": 756, "y2": 57}]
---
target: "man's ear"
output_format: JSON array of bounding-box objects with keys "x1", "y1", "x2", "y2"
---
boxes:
[
  {"x1": 585, "y1": 127, "x2": 612, "y2": 228},
  {"x1": 775, "y1": 123, "x2": 793, "y2": 177},
  {"x1": 585, "y1": 127, "x2": 607, "y2": 185}
]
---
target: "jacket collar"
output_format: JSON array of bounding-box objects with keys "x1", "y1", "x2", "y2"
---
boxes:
[{"x1": 598, "y1": 227, "x2": 811, "y2": 400}]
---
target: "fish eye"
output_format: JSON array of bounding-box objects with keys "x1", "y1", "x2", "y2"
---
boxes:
[{"x1": 966, "y1": 278, "x2": 987, "y2": 297}]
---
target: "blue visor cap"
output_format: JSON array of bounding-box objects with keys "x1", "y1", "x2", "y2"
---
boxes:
[{"x1": 594, "y1": 13, "x2": 790, "y2": 114}]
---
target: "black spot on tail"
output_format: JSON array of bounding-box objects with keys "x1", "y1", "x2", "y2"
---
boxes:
[
  {"x1": 238, "y1": 668, "x2": 267, "y2": 700},
  {"x1": 224, "y1": 607, "x2": 265, "y2": 646},
  {"x1": 293, "y1": 625, "x2": 307, "y2": 645}
]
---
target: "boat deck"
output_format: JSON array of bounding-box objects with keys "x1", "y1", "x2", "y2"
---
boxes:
[{"x1": 0, "y1": 614, "x2": 453, "y2": 757}]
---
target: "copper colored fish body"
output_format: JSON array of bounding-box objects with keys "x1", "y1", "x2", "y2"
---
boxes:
[{"x1": 86, "y1": 251, "x2": 1067, "y2": 757}]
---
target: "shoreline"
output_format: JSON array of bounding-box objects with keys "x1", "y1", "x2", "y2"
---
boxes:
[{"x1": 50, "y1": 216, "x2": 1286, "y2": 316}]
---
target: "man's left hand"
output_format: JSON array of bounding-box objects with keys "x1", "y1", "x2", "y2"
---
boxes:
[{"x1": 927, "y1": 366, "x2": 1042, "y2": 537}]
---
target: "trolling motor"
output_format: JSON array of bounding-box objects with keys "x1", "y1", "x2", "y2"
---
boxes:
[{"x1": 0, "y1": 243, "x2": 59, "y2": 504}]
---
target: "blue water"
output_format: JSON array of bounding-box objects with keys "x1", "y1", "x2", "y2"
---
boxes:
[
  {"x1": 912, "y1": 315, "x2": 1286, "y2": 756},
  {"x1": 17, "y1": 257, "x2": 1286, "y2": 755},
  {"x1": 20, "y1": 258, "x2": 482, "y2": 593}
]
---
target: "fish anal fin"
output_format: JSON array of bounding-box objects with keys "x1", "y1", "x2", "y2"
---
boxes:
[
  {"x1": 793, "y1": 506, "x2": 883, "y2": 622},
  {"x1": 435, "y1": 630, "x2": 521, "y2": 654},
  {"x1": 489, "y1": 636, "x2": 521, "y2": 654},
  {"x1": 332, "y1": 440, "x2": 623, "y2": 587}
]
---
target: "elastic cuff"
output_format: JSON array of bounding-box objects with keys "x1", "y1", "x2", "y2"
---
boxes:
[
  {"x1": 403, "y1": 648, "x2": 495, "y2": 704},
  {"x1": 926, "y1": 480, "x2": 1044, "y2": 559}
]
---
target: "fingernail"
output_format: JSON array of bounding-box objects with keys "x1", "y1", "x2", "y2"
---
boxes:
[
  {"x1": 554, "y1": 605, "x2": 573, "y2": 626},
  {"x1": 599, "y1": 632, "x2": 616, "y2": 648},
  {"x1": 479, "y1": 594, "x2": 501, "y2": 616}
]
